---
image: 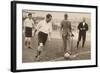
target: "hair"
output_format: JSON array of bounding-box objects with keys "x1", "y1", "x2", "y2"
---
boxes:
[
  {"x1": 46, "y1": 14, "x2": 52, "y2": 18},
  {"x1": 28, "y1": 13, "x2": 32, "y2": 16},
  {"x1": 64, "y1": 14, "x2": 68, "y2": 17}
]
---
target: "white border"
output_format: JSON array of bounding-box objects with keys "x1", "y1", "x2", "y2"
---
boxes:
[{"x1": 16, "y1": 4, "x2": 96, "y2": 70}]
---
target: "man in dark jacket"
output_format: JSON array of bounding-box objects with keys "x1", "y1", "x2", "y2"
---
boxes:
[{"x1": 77, "y1": 18, "x2": 88, "y2": 48}]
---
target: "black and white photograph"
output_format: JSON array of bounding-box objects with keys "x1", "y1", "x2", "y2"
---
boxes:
[
  {"x1": 11, "y1": 1, "x2": 97, "y2": 72},
  {"x1": 22, "y1": 10, "x2": 91, "y2": 62}
]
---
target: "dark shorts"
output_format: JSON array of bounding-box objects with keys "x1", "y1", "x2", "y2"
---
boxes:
[
  {"x1": 25, "y1": 27, "x2": 32, "y2": 37},
  {"x1": 38, "y1": 31, "x2": 48, "y2": 46}
]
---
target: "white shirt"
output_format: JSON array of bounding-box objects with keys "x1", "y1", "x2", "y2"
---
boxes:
[
  {"x1": 24, "y1": 18, "x2": 34, "y2": 27},
  {"x1": 83, "y1": 22, "x2": 85, "y2": 26},
  {"x1": 36, "y1": 20, "x2": 52, "y2": 34}
]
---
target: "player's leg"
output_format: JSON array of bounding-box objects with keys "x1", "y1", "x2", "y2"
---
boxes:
[
  {"x1": 67, "y1": 36, "x2": 71, "y2": 54},
  {"x1": 35, "y1": 43, "x2": 43, "y2": 60},
  {"x1": 82, "y1": 33, "x2": 86, "y2": 48},
  {"x1": 62, "y1": 35, "x2": 67, "y2": 53},
  {"x1": 24, "y1": 37, "x2": 28, "y2": 48},
  {"x1": 35, "y1": 32, "x2": 47, "y2": 61},
  {"x1": 24, "y1": 27, "x2": 28, "y2": 48},
  {"x1": 27, "y1": 27, "x2": 32, "y2": 49},
  {"x1": 77, "y1": 32, "x2": 82, "y2": 48},
  {"x1": 27, "y1": 37, "x2": 32, "y2": 49},
  {"x1": 63, "y1": 35, "x2": 73, "y2": 59},
  {"x1": 25, "y1": 27, "x2": 32, "y2": 49}
]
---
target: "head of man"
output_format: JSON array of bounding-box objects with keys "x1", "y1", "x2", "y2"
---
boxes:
[
  {"x1": 28, "y1": 13, "x2": 32, "y2": 19},
  {"x1": 64, "y1": 14, "x2": 68, "y2": 20},
  {"x1": 46, "y1": 14, "x2": 52, "y2": 23},
  {"x1": 82, "y1": 17, "x2": 86, "y2": 22}
]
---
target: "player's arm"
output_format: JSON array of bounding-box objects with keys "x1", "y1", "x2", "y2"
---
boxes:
[
  {"x1": 60, "y1": 21, "x2": 63, "y2": 36},
  {"x1": 34, "y1": 29, "x2": 37, "y2": 36},
  {"x1": 77, "y1": 23, "x2": 80, "y2": 30},
  {"x1": 32, "y1": 20, "x2": 35, "y2": 29},
  {"x1": 85, "y1": 23, "x2": 88, "y2": 31},
  {"x1": 48, "y1": 24, "x2": 52, "y2": 41},
  {"x1": 78, "y1": 22, "x2": 82, "y2": 30},
  {"x1": 34, "y1": 21, "x2": 41, "y2": 35}
]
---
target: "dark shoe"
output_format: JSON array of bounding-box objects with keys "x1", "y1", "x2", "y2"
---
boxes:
[
  {"x1": 35, "y1": 55, "x2": 38, "y2": 58},
  {"x1": 82, "y1": 46, "x2": 84, "y2": 48},
  {"x1": 35, "y1": 56, "x2": 40, "y2": 61},
  {"x1": 28, "y1": 46, "x2": 32, "y2": 49}
]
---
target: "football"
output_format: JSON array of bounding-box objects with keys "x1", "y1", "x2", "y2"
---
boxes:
[{"x1": 64, "y1": 52, "x2": 70, "y2": 59}]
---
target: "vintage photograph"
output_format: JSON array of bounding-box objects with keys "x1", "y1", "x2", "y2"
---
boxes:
[
  {"x1": 11, "y1": 1, "x2": 97, "y2": 72},
  {"x1": 22, "y1": 10, "x2": 91, "y2": 63}
]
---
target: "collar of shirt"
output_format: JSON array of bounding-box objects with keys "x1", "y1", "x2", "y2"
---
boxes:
[{"x1": 83, "y1": 22, "x2": 85, "y2": 26}]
